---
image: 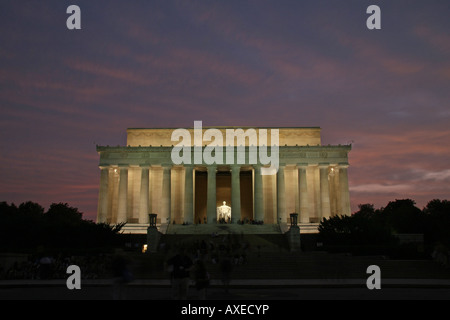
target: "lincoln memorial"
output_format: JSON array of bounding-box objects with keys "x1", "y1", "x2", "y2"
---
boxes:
[{"x1": 96, "y1": 126, "x2": 351, "y2": 234}]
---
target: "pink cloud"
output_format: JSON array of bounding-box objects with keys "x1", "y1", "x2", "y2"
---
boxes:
[{"x1": 415, "y1": 25, "x2": 450, "y2": 54}]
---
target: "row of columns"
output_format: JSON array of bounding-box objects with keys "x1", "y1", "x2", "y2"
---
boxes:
[
  {"x1": 97, "y1": 163, "x2": 351, "y2": 225},
  {"x1": 97, "y1": 164, "x2": 263, "y2": 224}
]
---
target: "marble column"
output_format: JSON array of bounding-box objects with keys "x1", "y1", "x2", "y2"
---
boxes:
[
  {"x1": 319, "y1": 164, "x2": 331, "y2": 220},
  {"x1": 207, "y1": 165, "x2": 217, "y2": 224},
  {"x1": 254, "y1": 165, "x2": 264, "y2": 222},
  {"x1": 139, "y1": 166, "x2": 150, "y2": 224},
  {"x1": 161, "y1": 165, "x2": 171, "y2": 225},
  {"x1": 97, "y1": 166, "x2": 109, "y2": 223},
  {"x1": 231, "y1": 165, "x2": 241, "y2": 223},
  {"x1": 184, "y1": 165, "x2": 194, "y2": 224},
  {"x1": 276, "y1": 165, "x2": 285, "y2": 224},
  {"x1": 117, "y1": 166, "x2": 128, "y2": 223},
  {"x1": 298, "y1": 164, "x2": 310, "y2": 223},
  {"x1": 339, "y1": 163, "x2": 351, "y2": 216}
]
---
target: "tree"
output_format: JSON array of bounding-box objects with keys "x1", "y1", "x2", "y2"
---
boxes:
[
  {"x1": 423, "y1": 199, "x2": 450, "y2": 247},
  {"x1": 318, "y1": 203, "x2": 393, "y2": 248},
  {"x1": 0, "y1": 201, "x2": 18, "y2": 216},
  {"x1": 318, "y1": 203, "x2": 396, "y2": 254},
  {"x1": 382, "y1": 199, "x2": 425, "y2": 234},
  {"x1": 0, "y1": 201, "x2": 125, "y2": 253},
  {"x1": 18, "y1": 201, "x2": 44, "y2": 217},
  {"x1": 45, "y1": 202, "x2": 83, "y2": 226},
  {"x1": 353, "y1": 203, "x2": 377, "y2": 219}
]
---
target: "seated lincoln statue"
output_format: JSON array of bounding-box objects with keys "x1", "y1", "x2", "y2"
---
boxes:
[{"x1": 217, "y1": 201, "x2": 231, "y2": 223}]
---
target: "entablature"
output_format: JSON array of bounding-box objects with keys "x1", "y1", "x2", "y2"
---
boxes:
[{"x1": 96, "y1": 144, "x2": 352, "y2": 167}]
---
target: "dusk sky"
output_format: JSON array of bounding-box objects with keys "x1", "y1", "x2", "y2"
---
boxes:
[{"x1": 1, "y1": 1, "x2": 449, "y2": 221}]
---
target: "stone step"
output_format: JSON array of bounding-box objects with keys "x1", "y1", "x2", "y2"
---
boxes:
[
  {"x1": 159, "y1": 233, "x2": 289, "y2": 253},
  {"x1": 132, "y1": 250, "x2": 450, "y2": 280},
  {"x1": 166, "y1": 223, "x2": 282, "y2": 235}
]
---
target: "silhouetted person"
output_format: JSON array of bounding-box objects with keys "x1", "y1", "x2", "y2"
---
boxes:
[
  {"x1": 193, "y1": 259, "x2": 209, "y2": 299},
  {"x1": 111, "y1": 255, "x2": 133, "y2": 300},
  {"x1": 167, "y1": 247, "x2": 193, "y2": 300},
  {"x1": 39, "y1": 255, "x2": 53, "y2": 279},
  {"x1": 220, "y1": 255, "x2": 233, "y2": 293}
]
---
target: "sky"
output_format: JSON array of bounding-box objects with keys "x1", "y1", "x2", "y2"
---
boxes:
[{"x1": 1, "y1": 1, "x2": 449, "y2": 221}]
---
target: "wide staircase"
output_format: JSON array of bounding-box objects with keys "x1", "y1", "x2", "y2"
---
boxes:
[
  {"x1": 165, "y1": 223, "x2": 282, "y2": 235},
  {"x1": 130, "y1": 231, "x2": 450, "y2": 281},
  {"x1": 134, "y1": 252, "x2": 450, "y2": 281}
]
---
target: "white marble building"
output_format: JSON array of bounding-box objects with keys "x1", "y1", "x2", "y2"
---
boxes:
[{"x1": 96, "y1": 126, "x2": 351, "y2": 234}]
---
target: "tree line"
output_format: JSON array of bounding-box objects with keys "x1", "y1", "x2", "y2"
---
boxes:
[
  {"x1": 1, "y1": 198, "x2": 449, "y2": 257},
  {"x1": 318, "y1": 199, "x2": 450, "y2": 257},
  {"x1": 0, "y1": 201, "x2": 125, "y2": 254}
]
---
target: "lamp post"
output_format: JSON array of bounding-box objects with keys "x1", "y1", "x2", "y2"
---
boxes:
[
  {"x1": 148, "y1": 213, "x2": 157, "y2": 227},
  {"x1": 147, "y1": 213, "x2": 159, "y2": 253},
  {"x1": 288, "y1": 213, "x2": 301, "y2": 252},
  {"x1": 289, "y1": 213, "x2": 298, "y2": 226}
]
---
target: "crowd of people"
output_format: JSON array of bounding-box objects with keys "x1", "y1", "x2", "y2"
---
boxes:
[
  {"x1": 237, "y1": 218, "x2": 264, "y2": 225},
  {"x1": 2, "y1": 230, "x2": 257, "y2": 300},
  {"x1": 172, "y1": 218, "x2": 265, "y2": 225},
  {"x1": 0, "y1": 254, "x2": 114, "y2": 280},
  {"x1": 165, "y1": 232, "x2": 251, "y2": 299}
]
